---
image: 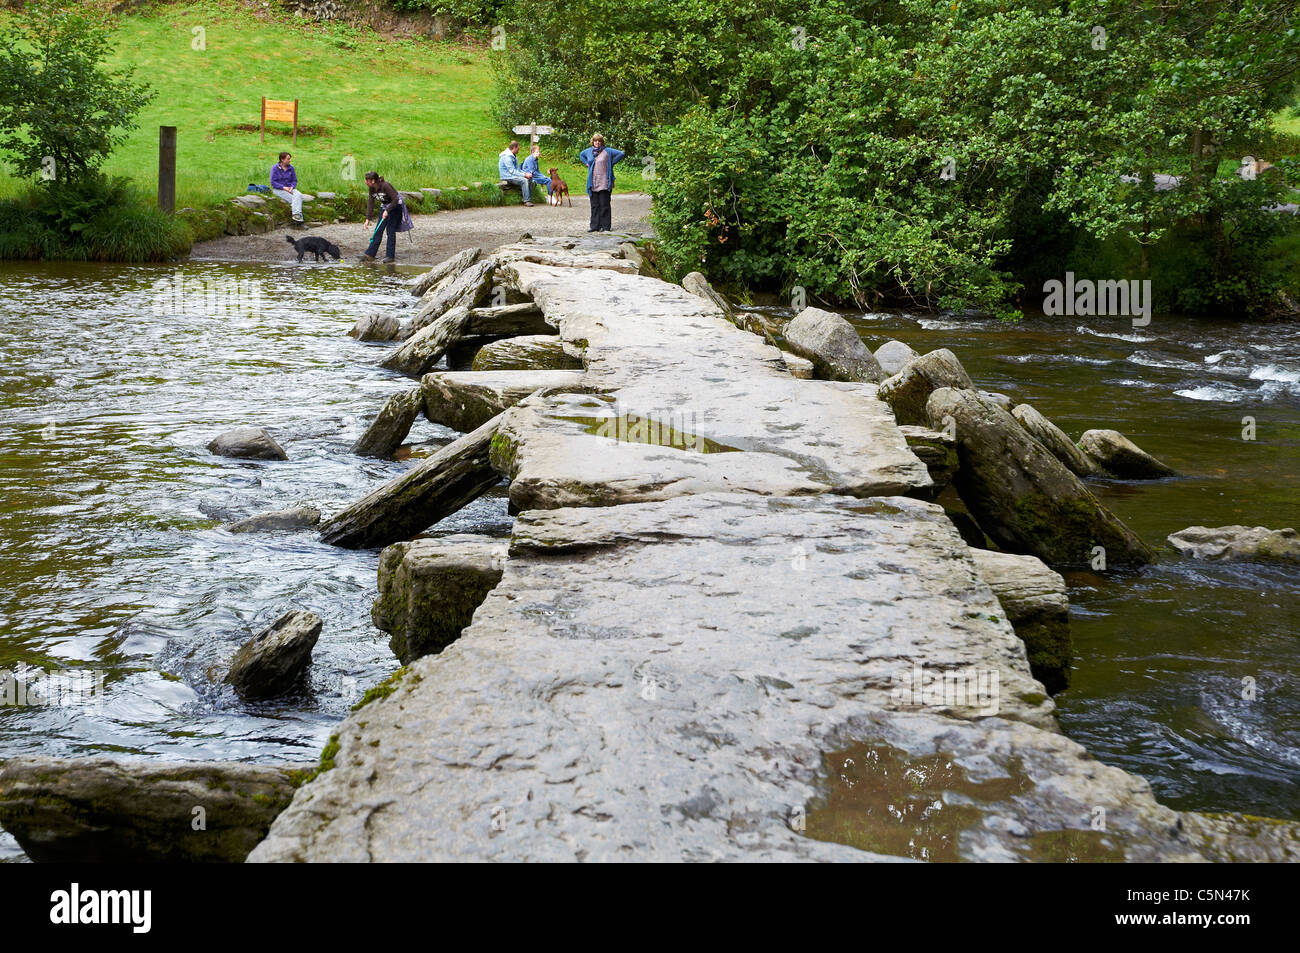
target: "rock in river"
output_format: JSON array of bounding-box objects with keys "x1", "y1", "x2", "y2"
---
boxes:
[
  {"x1": 352, "y1": 388, "x2": 424, "y2": 459},
  {"x1": 0, "y1": 756, "x2": 298, "y2": 862},
  {"x1": 783, "y1": 306, "x2": 884, "y2": 383},
  {"x1": 873, "y1": 339, "x2": 919, "y2": 376},
  {"x1": 970, "y1": 549, "x2": 1072, "y2": 693},
  {"x1": 470, "y1": 335, "x2": 584, "y2": 372},
  {"x1": 224, "y1": 505, "x2": 321, "y2": 534},
  {"x1": 1167, "y1": 525, "x2": 1300, "y2": 563},
  {"x1": 206, "y1": 426, "x2": 287, "y2": 461},
  {"x1": 927, "y1": 387, "x2": 1153, "y2": 567},
  {"x1": 1079, "y1": 429, "x2": 1176, "y2": 479},
  {"x1": 879, "y1": 348, "x2": 973, "y2": 425},
  {"x1": 224, "y1": 609, "x2": 322, "y2": 700},
  {"x1": 1012, "y1": 403, "x2": 1104, "y2": 478},
  {"x1": 373, "y1": 535, "x2": 508, "y2": 664}
]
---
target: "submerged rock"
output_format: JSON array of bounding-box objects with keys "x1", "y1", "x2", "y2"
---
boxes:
[
  {"x1": 207, "y1": 426, "x2": 287, "y2": 461},
  {"x1": 927, "y1": 387, "x2": 1153, "y2": 566},
  {"x1": 224, "y1": 506, "x2": 321, "y2": 534},
  {"x1": 1012, "y1": 403, "x2": 1104, "y2": 478},
  {"x1": 373, "y1": 535, "x2": 508, "y2": 664},
  {"x1": 1167, "y1": 525, "x2": 1300, "y2": 563},
  {"x1": 470, "y1": 335, "x2": 583, "y2": 372},
  {"x1": 224, "y1": 609, "x2": 322, "y2": 700},
  {"x1": 352, "y1": 388, "x2": 423, "y2": 459},
  {"x1": 879, "y1": 348, "x2": 973, "y2": 425},
  {"x1": 970, "y1": 549, "x2": 1072, "y2": 693},
  {"x1": 783, "y1": 307, "x2": 884, "y2": 383},
  {"x1": 0, "y1": 756, "x2": 299, "y2": 863},
  {"x1": 1079, "y1": 429, "x2": 1176, "y2": 479},
  {"x1": 873, "y1": 339, "x2": 919, "y2": 376}
]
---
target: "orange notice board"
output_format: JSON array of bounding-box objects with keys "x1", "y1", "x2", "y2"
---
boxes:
[{"x1": 261, "y1": 98, "x2": 299, "y2": 145}]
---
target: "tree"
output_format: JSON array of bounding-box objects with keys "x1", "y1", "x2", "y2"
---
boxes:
[{"x1": 0, "y1": 0, "x2": 153, "y2": 183}]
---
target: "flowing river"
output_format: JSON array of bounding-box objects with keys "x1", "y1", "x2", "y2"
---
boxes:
[{"x1": 0, "y1": 258, "x2": 1296, "y2": 860}]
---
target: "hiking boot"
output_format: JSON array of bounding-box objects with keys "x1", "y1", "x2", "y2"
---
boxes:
[
  {"x1": 381, "y1": 257, "x2": 396, "y2": 264},
  {"x1": 358, "y1": 254, "x2": 376, "y2": 263}
]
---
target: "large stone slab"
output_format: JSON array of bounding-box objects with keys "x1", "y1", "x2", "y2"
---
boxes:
[
  {"x1": 320, "y1": 415, "x2": 503, "y2": 550},
  {"x1": 488, "y1": 262, "x2": 932, "y2": 508},
  {"x1": 352, "y1": 388, "x2": 423, "y2": 458},
  {"x1": 470, "y1": 335, "x2": 584, "y2": 372},
  {"x1": 408, "y1": 247, "x2": 480, "y2": 297},
  {"x1": 970, "y1": 549, "x2": 1071, "y2": 693},
  {"x1": 1012, "y1": 403, "x2": 1103, "y2": 478},
  {"x1": 251, "y1": 493, "x2": 1233, "y2": 863},
  {"x1": 421, "y1": 370, "x2": 584, "y2": 433}
]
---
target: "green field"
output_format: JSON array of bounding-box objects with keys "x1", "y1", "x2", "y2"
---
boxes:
[{"x1": 0, "y1": 0, "x2": 642, "y2": 209}]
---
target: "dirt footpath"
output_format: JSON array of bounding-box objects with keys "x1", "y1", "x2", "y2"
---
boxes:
[{"x1": 188, "y1": 192, "x2": 654, "y2": 266}]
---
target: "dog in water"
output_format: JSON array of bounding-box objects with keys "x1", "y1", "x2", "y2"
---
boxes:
[
  {"x1": 547, "y1": 168, "x2": 571, "y2": 207},
  {"x1": 285, "y1": 234, "x2": 341, "y2": 262}
]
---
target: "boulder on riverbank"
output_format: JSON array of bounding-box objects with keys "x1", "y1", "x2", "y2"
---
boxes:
[
  {"x1": 879, "y1": 348, "x2": 974, "y2": 425},
  {"x1": 373, "y1": 535, "x2": 508, "y2": 664},
  {"x1": 224, "y1": 505, "x2": 321, "y2": 534},
  {"x1": 352, "y1": 388, "x2": 423, "y2": 459},
  {"x1": 927, "y1": 387, "x2": 1154, "y2": 566},
  {"x1": 470, "y1": 335, "x2": 584, "y2": 372},
  {"x1": 783, "y1": 307, "x2": 885, "y2": 383},
  {"x1": 207, "y1": 426, "x2": 287, "y2": 461},
  {"x1": 1079, "y1": 429, "x2": 1176, "y2": 479},
  {"x1": 224, "y1": 609, "x2": 322, "y2": 700},
  {"x1": 0, "y1": 757, "x2": 299, "y2": 862},
  {"x1": 320, "y1": 414, "x2": 503, "y2": 549},
  {"x1": 970, "y1": 549, "x2": 1072, "y2": 693},
  {"x1": 873, "y1": 339, "x2": 919, "y2": 376},
  {"x1": 421, "y1": 370, "x2": 584, "y2": 432},
  {"x1": 1012, "y1": 403, "x2": 1104, "y2": 478},
  {"x1": 1167, "y1": 525, "x2": 1300, "y2": 563}
]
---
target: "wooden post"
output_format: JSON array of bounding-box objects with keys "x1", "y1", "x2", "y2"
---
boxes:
[
  {"x1": 293, "y1": 99, "x2": 298, "y2": 147},
  {"x1": 261, "y1": 96, "x2": 267, "y2": 143},
  {"x1": 158, "y1": 125, "x2": 177, "y2": 214}
]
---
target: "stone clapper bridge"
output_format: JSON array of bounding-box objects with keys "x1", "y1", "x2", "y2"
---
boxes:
[{"x1": 252, "y1": 234, "x2": 1291, "y2": 862}]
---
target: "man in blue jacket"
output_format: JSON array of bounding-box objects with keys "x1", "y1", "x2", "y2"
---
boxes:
[
  {"x1": 520, "y1": 144, "x2": 552, "y2": 201},
  {"x1": 579, "y1": 133, "x2": 625, "y2": 232},
  {"x1": 498, "y1": 140, "x2": 535, "y2": 207}
]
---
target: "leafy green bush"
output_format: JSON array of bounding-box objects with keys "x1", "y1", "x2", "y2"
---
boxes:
[{"x1": 0, "y1": 176, "x2": 191, "y2": 261}]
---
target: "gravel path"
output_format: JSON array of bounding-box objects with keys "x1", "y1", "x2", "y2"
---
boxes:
[{"x1": 188, "y1": 192, "x2": 654, "y2": 266}]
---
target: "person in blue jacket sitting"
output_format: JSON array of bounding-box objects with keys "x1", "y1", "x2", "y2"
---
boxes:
[
  {"x1": 498, "y1": 140, "x2": 534, "y2": 206},
  {"x1": 578, "y1": 133, "x2": 625, "y2": 232},
  {"x1": 520, "y1": 144, "x2": 552, "y2": 201}
]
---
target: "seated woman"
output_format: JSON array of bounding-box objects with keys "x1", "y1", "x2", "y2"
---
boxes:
[{"x1": 520, "y1": 145, "x2": 552, "y2": 200}]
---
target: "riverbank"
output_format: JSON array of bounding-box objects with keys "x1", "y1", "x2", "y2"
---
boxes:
[{"x1": 189, "y1": 193, "x2": 654, "y2": 265}]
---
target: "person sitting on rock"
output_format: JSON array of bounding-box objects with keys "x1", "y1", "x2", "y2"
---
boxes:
[
  {"x1": 520, "y1": 144, "x2": 552, "y2": 201},
  {"x1": 270, "y1": 152, "x2": 305, "y2": 224},
  {"x1": 498, "y1": 140, "x2": 535, "y2": 207}
]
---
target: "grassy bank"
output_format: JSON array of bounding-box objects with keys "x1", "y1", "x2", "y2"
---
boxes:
[{"x1": 0, "y1": 0, "x2": 642, "y2": 214}]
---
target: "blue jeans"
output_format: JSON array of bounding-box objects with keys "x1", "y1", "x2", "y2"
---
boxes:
[
  {"x1": 502, "y1": 175, "x2": 532, "y2": 202},
  {"x1": 366, "y1": 213, "x2": 398, "y2": 260}
]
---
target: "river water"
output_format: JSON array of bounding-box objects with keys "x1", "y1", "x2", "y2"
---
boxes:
[{"x1": 0, "y1": 259, "x2": 1296, "y2": 861}]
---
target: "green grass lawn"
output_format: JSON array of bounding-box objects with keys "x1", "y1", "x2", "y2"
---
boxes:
[{"x1": 0, "y1": 0, "x2": 642, "y2": 209}]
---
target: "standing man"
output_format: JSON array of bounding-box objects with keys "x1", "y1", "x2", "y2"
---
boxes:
[
  {"x1": 361, "y1": 171, "x2": 402, "y2": 263},
  {"x1": 579, "y1": 134, "x2": 625, "y2": 232},
  {"x1": 498, "y1": 140, "x2": 534, "y2": 207},
  {"x1": 271, "y1": 152, "x2": 304, "y2": 224},
  {"x1": 520, "y1": 144, "x2": 552, "y2": 202}
]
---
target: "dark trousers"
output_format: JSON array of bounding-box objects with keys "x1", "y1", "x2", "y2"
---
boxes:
[
  {"x1": 366, "y1": 212, "x2": 399, "y2": 260},
  {"x1": 589, "y1": 189, "x2": 612, "y2": 231}
]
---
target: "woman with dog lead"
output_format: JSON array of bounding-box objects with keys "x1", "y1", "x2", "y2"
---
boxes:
[
  {"x1": 361, "y1": 172, "x2": 405, "y2": 263},
  {"x1": 579, "y1": 134, "x2": 625, "y2": 232}
]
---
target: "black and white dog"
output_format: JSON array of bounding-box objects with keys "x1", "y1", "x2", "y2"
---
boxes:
[{"x1": 285, "y1": 234, "x2": 341, "y2": 262}]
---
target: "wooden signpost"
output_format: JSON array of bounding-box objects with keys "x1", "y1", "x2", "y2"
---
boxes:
[
  {"x1": 262, "y1": 97, "x2": 300, "y2": 146},
  {"x1": 158, "y1": 126, "x2": 177, "y2": 214},
  {"x1": 512, "y1": 122, "x2": 554, "y2": 145}
]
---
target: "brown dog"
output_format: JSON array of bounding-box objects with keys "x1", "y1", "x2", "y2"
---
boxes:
[{"x1": 547, "y1": 168, "x2": 571, "y2": 207}]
